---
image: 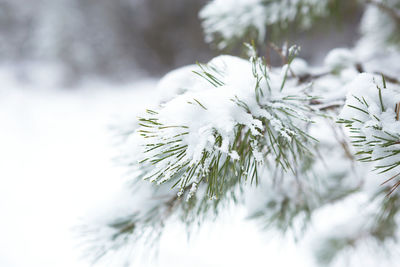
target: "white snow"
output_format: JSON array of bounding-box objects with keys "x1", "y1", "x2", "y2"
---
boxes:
[
  {"x1": 129, "y1": 54, "x2": 315, "y2": 194},
  {"x1": 324, "y1": 48, "x2": 355, "y2": 72},
  {"x1": 200, "y1": 0, "x2": 330, "y2": 48},
  {"x1": 0, "y1": 69, "x2": 313, "y2": 267},
  {"x1": 1, "y1": 63, "x2": 399, "y2": 267},
  {"x1": 339, "y1": 73, "x2": 400, "y2": 171}
]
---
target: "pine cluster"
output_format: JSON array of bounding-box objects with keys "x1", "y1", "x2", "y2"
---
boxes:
[{"x1": 83, "y1": 0, "x2": 400, "y2": 266}]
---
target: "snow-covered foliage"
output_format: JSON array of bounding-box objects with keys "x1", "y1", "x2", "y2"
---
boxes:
[
  {"x1": 84, "y1": 0, "x2": 400, "y2": 266},
  {"x1": 339, "y1": 74, "x2": 400, "y2": 177},
  {"x1": 129, "y1": 46, "x2": 317, "y2": 200},
  {"x1": 246, "y1": 115, "x2": 363, "y2": 235},
  {"x1": 200, "y1": 0, "x2": 333, "y2": 48}
]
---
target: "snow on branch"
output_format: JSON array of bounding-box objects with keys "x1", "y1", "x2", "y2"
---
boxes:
[
  {"x1": 130, "y1": 45, "x2": 318, "y2": 200},
  {"x1": 199, "y1": 0, "x2": 333, "y2": 49},
  {"x1": 338, "y1": 73, "x2": 400, "y2": 178}
]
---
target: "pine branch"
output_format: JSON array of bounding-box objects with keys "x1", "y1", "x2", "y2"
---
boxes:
[
  {"x1": 338, "y1": 73, "x2": 400, "y2": 176},
  {"x1": 199, "y1": 0, "x2": 345, "y2": 49},
  {"x1": 132, "y1": 46, "x2": 319, "y2": 200}
]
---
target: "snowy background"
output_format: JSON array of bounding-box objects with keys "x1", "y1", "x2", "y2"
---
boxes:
[{"x1": 0, "y1": 1, "x2": 375, "y2": 266}]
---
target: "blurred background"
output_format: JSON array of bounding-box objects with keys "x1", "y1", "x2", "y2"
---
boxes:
[
  {"x1": 0, "y1": 0, "x2": 214, "y2": 86},
  {"x1": 0, "y1": 1, "x2": 363, "y2": 266},
  {"x1": 0, "y1": 0, "x2": 361, "y2": 86}
]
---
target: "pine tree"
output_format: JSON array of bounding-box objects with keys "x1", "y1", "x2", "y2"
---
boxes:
[{"x1": 81, "y1": 1, "x2": 400, "y2": 266}]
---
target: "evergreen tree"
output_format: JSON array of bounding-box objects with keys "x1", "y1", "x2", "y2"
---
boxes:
[{"x1": 82, "y1": 1, "x2": 400, "y2": 266}]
